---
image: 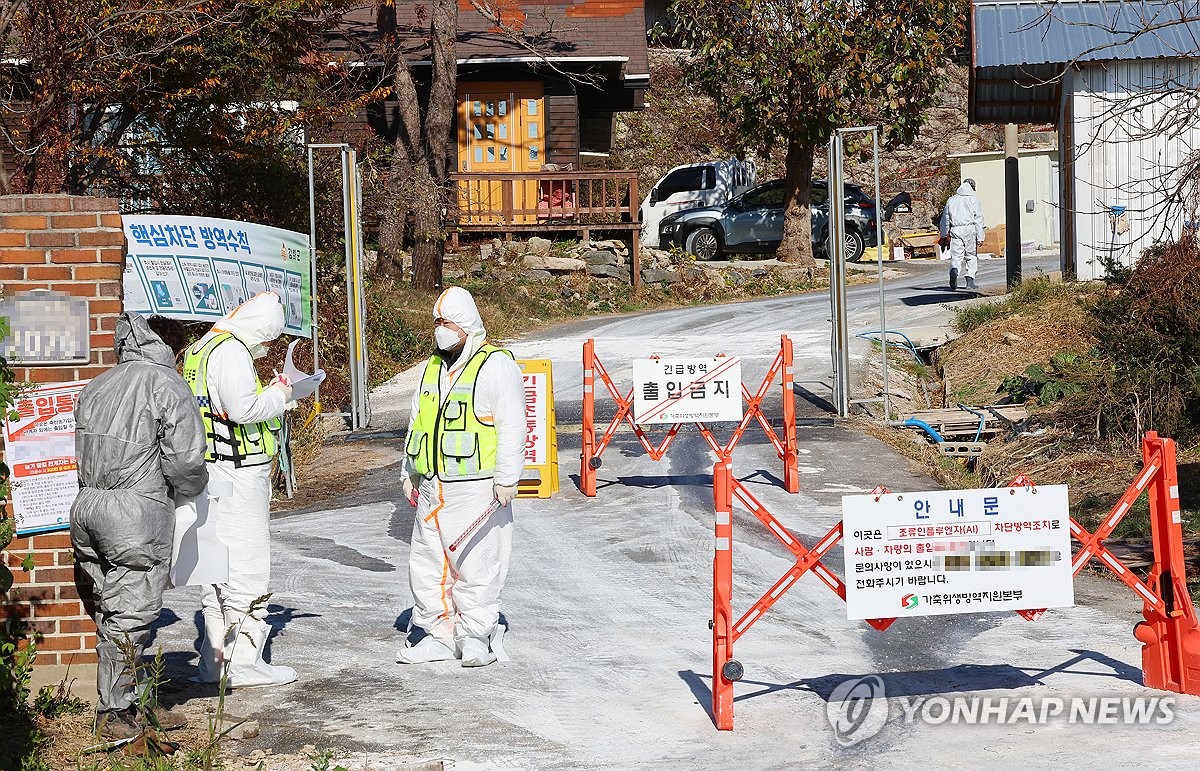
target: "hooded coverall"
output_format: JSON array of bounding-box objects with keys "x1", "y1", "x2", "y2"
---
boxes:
[
  {"x1": 939, "y1": 180, "x2": 986, "y2": 287},
  {"x1": 72, "y1": 312, "x2": 209, "y2": 717},
  {"x1": 184, "y1": 292, "x2": 294, "y2": 687},
  {"x1": 399, "y1": 287, "x2": 526, "y2": 665}
]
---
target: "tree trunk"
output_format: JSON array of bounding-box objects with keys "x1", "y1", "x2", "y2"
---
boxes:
[
  {"x1": 377, "y1": 0, "x2": 456, "y2": 291},
  {"x1": 410, "y1": 165, "x2": 445, "y2": 291},
  {"x1": 777, "y1": 139, "x2": 817, "y2": 267}
]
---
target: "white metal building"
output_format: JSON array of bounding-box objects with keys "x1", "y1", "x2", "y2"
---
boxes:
[{"x1": 970, "y1": 0, "x2": 1200, "y2": 280}]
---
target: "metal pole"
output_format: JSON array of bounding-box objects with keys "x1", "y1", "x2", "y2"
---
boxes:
[
  {"x1": 831, "y1": 132, "x2": 851, "y2": 418},
  {"x1": 306, "y1": 144, "x2": 322, "y2": 406},
  {"x1": 826, "y1": 135, "x2": 841, "y2": 414},
  {"x1": 1005, "y1": 123, "x2": 1023, "y2": 290},
  {"x1": 350, "y1": 149, "x2": 370, "y2": 428},
  {"x1": 872, "y1": 127, "x2": 890, "y2": 421},
  {"x1": 340, "y1": 147, "x2": 360, "y2": 430}
]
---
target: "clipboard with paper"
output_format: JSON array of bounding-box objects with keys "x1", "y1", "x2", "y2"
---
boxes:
[{"x1": 283, "y1": 339, "x2": 326, "y2": 400}]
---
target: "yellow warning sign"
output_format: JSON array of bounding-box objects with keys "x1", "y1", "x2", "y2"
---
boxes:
[{"x1": 517, "y1": 359, "x2": 558, "y2": 498}]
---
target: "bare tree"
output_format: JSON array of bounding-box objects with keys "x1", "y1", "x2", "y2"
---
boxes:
[{"x1": 373, "y1": 1, "x2": 592, "y2": 291}]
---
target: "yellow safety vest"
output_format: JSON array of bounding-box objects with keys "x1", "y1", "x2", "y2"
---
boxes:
[
  {"x1": 406, "y1": 344, "x2": 512, "y2": 482},
  {"x1": 182, "y1": 333, "x2": 280, "y2": 468}
]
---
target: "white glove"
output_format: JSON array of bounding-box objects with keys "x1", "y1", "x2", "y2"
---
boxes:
[
  {"x1": 403, "y1": 475, "x2": 419, "y2": 508},
  {"x1": 493, "y1": 483, "x2": 518, "y2": 507},
  {"x1": 269, "y1": 381, "x2": 293, "y2": 401}
]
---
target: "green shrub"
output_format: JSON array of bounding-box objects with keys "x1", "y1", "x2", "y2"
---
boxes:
[
  {"x1": 952, "y1": 276, "x2": 1075, "y2": 334},
  {"x1": 952, "y1": 300, "x2": 1006, "y2": 333},
  {"x1": 1001, "y1": 351, "x2": 1096, "y2": 406},
  {"x1": 1083, "y1": 234, "x2": 1200, "y2": 447}
]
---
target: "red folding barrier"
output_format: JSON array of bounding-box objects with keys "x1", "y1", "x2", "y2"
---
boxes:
[
  {"x1": 579, "y1": 336, "x2": 798, "y2": 496},
  {"x1": 709, "y1": 431, "x2": 1200, "y2": 730}
]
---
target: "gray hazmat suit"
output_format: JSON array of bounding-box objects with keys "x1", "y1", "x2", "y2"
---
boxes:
[{"x1": 71, "y1": 313, "x2": 208, "y2": 716}]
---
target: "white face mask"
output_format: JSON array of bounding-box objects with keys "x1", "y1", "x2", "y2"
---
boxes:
[
  {"x1": 434, "y1": 326, "x2": 463, "y2": 351},
  {"x1": 249, "y1": 343, "x2": 269, "y2": 360}
]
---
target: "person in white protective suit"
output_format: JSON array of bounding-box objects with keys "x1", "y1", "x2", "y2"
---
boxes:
[
  {"x1": 939, "y1": 178, "x2": 986, "y2": 290},
  {"x1": 398, "y1": 286, "x2": 525, "y2": 667},
  {"x1": 181, "y1": 292, "x2": 297, "y2": 687}
]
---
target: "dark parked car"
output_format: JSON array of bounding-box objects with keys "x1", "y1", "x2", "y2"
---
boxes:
[{"x1": 658, "y1": 179, "x2": 908, "y2": 262}]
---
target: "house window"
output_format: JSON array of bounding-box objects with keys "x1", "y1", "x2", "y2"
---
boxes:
[
  {"x1": 473, "y1": 101, "x2": 481, "y2": 116},
  {"x1": 499, "y1": 100, "x2": 507, "y2": 116},
  {"x1": 529, "y1": 123, "x2": 538, "y2": 139},
  {"x1": 527, "y1": 99, "x2": 538, "y2": 116}
]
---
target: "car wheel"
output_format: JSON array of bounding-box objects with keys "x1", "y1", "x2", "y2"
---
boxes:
[
  {"x1": 685, "y1": 227, "x2": 721, "y2": 261},
  {"x1": 844, "y1": 229, "x2": 865, "y2": 262}
]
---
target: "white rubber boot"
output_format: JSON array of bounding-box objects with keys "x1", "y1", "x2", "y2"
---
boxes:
[
  {"x1": 190, "y1": 602, "x2": 226, "y2": 684},
  {"x1": 226, "y1": 661, "x2": 299, "y2": 688},
  {"x1": 460, "y1": 637, "x2": 497, "y2": 668},
  {"x1": 223, "y1": 615, "x2": 297, "y2": 687},
  {"x1": 397, "y1": 636, "x2": 457, "y2": 664}
]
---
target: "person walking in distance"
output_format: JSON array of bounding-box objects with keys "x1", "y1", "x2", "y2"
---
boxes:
[
  {"x1": 398, "y1": 287, "x2": 526, "y2": 667},
  {"x1": 939, "y1": 177, "x2": 986, "y2": 290}
]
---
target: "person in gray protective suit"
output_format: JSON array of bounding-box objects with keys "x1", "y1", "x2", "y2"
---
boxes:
[{"x1": 71, "y1": 312, "x2": 208, "y2": 740}]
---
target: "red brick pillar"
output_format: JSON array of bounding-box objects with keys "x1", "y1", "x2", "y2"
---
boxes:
[{"x1": 1, "y1": 193, "x2": 124, "y2": 667}]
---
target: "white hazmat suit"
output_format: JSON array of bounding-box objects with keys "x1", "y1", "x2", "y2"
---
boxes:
[
  {"x1": 399, "y1": 287, "x2": 525, "y2": 667},
  {"x1": 939, "y1": 179, "x2": 986, "y2": 290},
  {"x1": 186, "y1": 292, "x2": 296, "y2": 687}
]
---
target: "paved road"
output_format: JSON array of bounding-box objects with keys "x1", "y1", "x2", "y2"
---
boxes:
[{"x1": 151, "y1": 255, "x2": 1200, "y2": 769}]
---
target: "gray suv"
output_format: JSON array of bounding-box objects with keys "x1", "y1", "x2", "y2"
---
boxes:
[{"x1": 658, "y1": 179, "x2": 903, "y2": 262}]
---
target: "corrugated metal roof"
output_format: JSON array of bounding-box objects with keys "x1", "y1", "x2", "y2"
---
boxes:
[
  {"x1": 974, "y1": 0, "x2": 1200, "y2": 68},
  {"x1": 970, "y1": 62, "x2": 1062, "y2": 123}
]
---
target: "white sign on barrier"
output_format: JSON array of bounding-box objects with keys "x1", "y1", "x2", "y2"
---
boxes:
[
  {"x1": 842, "y1": 485, "x2": 1074, "y2": 620},
  {"x1": 632, "y1": 357, "x2": 742, "y2": 425},
  {"x1": 521, "y1": 369, "x2": 548, "y2": 466}
]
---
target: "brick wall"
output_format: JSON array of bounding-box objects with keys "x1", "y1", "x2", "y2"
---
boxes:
[{"x1": 1, "y1": 193, "x2": 124, "y2": 666}]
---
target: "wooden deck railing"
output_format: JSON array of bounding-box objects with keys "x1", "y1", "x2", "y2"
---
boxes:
[
  {"x1": 449, "y1": 170, "x2": 641, "y2": 230},
  {"x1": 448, "y1": 169, "x2": 643, "y2": 287}
]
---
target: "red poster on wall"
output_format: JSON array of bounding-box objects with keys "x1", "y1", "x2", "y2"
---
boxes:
[{"x1": 2, "y1": 380, "x2": 88, "y2": 536}]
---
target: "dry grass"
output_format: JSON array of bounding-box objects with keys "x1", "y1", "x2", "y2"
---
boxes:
[
  {"x1": 937, "y1": 290, "x2": 1096, "y2": 405},
  {"x1": 37, "y1": 708, "x2": 220, "y2": 770}
]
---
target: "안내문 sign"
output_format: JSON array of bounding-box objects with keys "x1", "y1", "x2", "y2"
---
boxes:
[{"x1": 841, "y1": 485, "x2": 1074, "y2": 620}]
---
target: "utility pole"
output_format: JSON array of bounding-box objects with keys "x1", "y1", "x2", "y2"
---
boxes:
[{"x1": 1004, "y1": 123, "x2": 1022, "y2": 290}]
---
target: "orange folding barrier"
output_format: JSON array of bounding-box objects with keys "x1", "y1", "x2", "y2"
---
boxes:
[
  {"x1": 709, "y1": 431, "x2": 1200, "y2": 730},
  {"x1": 579, "y1": 336, "x2": 799, "y2": 496}
]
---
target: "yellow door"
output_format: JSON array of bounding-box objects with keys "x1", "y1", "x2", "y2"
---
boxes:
[{"x1": 457, "y1": 83, "x2": 544, "y2": 224}]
